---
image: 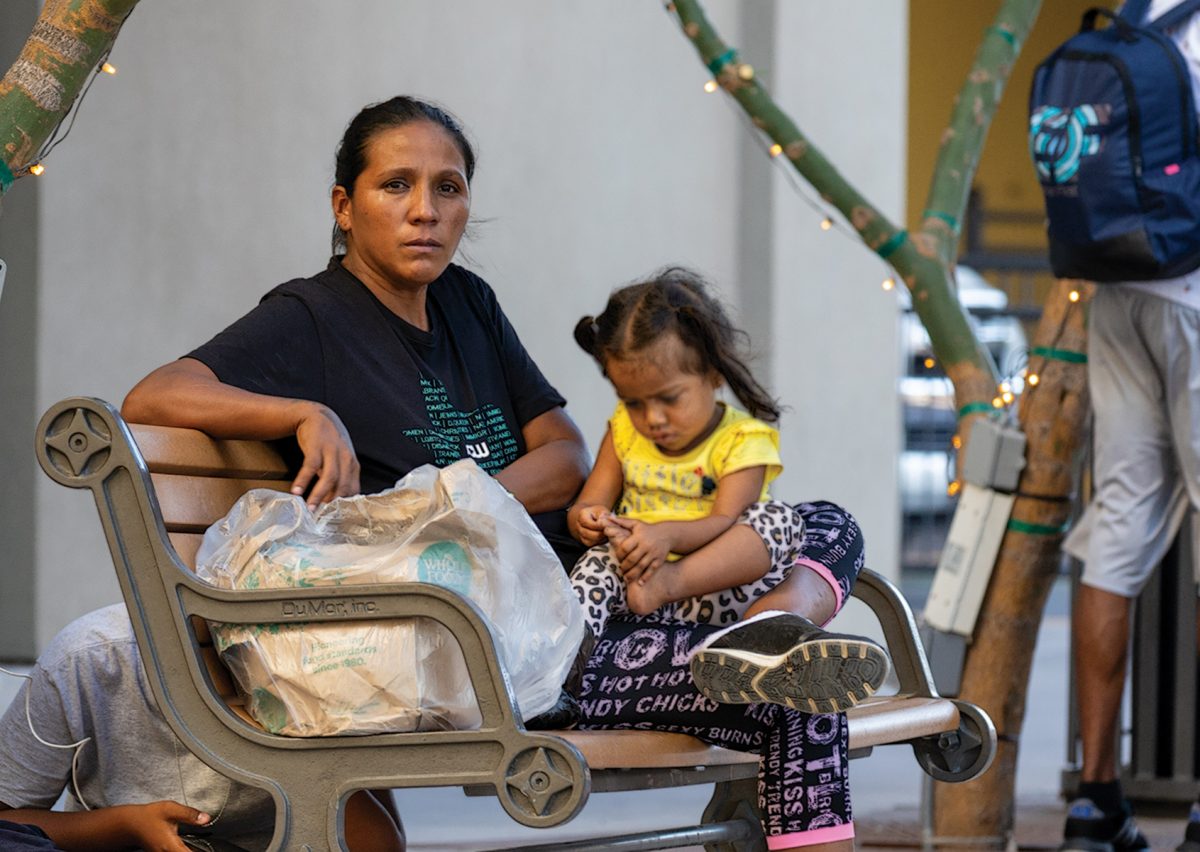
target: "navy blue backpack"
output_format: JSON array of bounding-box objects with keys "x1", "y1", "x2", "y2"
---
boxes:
[{"x1": 1029, "y1": 0, "x2": 1200, "y2": 281}]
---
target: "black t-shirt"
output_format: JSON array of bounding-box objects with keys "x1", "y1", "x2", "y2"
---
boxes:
[{"x1": 188, "y1": 259, "x2": 567, "y2": 495}]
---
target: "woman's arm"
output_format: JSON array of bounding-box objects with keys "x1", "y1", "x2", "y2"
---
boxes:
[
  {"x1": 122, "y1": 358, "x2": 360, "y2": 507},
  {"x1": 494, "y1": 407, "x2": 590, "y2": 514}
]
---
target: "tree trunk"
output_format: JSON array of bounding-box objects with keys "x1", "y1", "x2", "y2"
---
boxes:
[
  {"x1": 932, "y1": 281, "x2": 1091, "y2": 848},
  {"x1": 664, "y1": 1, "x2": 1097, "y2": 844},
  {"x1": 0, "y1": 0, "x2": 141, "y2": 197}
]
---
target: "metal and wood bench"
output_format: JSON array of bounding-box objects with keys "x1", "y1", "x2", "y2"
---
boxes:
[{"x1": 35, "y1": 396, "x2": 996, "y2": 851}]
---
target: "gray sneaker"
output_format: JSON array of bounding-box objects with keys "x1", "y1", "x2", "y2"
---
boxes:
[
  {"x1": 688, "y1": 611, "x2": 890, "y2": 713},
  {"x1": 1176, "y1": 801, "x2": 1200, "y2": 852}
]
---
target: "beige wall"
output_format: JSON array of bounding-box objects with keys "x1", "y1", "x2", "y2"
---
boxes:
[{"x1": 0, "y1": 1, "x2": 905, "y2": 652}]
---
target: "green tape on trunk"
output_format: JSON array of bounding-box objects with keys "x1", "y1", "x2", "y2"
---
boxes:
[
  {"x1": 707, "y1": 48, "x2": 737, "y2": 74},
  {"x1": 1007, "y1": 517, "x2": 1068, "y2": 536},
  {"x1": 987, "y1": 26, "x2": 1017, "y2": 47},
  {"x1": 876, "y1": 230, "x2": 908, "y2": 259},
  {"x1": 958, "y1": 401, "x2": 994, "y2": 418},
  {"x1": 0, "y1": 161, "x2": 14, "y2": 194},
  {"x1": 1031, "y1": 345, "x2": 1087, "y2": 363}
]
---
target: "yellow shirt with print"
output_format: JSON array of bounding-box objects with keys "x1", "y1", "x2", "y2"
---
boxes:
[{"x1": 610, "y1": 401, "x2": 782, "y2": 524}]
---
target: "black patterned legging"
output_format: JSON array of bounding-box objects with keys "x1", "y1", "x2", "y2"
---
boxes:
[
  {"x1": 570, "y1": 500, "x2": 805, "y2": 638},
  {"x1": 575, "y1": 500, "x2": 865, "y2": 846}
]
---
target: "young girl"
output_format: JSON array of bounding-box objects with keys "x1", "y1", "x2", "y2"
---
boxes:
[{"x1": 568, "y1": 267, "x2": 888, "y2": 713}]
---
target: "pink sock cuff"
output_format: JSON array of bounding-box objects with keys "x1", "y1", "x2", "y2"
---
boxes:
[
  {"x1": 795, "y1": 558, "x2": 845, "y2": 624},
  {"x1": 766, "y1": 821, "x2": 855, "y2": 848}
]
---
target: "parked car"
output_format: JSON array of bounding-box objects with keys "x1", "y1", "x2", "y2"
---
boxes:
[{"x1": 898, "y1": 267, "x2": 1027, "y2": 568}]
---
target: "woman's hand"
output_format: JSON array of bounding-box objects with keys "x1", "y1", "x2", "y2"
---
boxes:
[
  {"x1": 118, "y1": 801, "x2": 211, "y2": 852},
  {"x1": 292, "y1": 403, "x2": 361, "y2": 509},
  {"x1": 568, "y1": 504, "x2": 613, "y2": 547},
  {"x1": 607, "y1": 518, "x2": 672, "y2": 584},
  {"x1": 123, "y1": 359, "x2": 365, "y2": 509}
]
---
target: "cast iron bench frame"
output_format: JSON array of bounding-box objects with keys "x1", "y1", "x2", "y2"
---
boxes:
[{"x1": 36, "y1": 397, "x2": 995, "y2": 851}]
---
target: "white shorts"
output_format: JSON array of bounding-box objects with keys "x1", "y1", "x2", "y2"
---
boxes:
[{"x1": 1063, "y1": 286, "x2": 1200, "y2": 597}]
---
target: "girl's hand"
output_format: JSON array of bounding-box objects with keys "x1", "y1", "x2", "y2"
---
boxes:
[
  {"x1": 569, "y1": 504, "x2": 613, "y2": 547},
  {"x1": 609, "y1": 518, "x2": 672, "y2": 584},
  {"x1": 119, "y1": 801, "x2": 211, "y2": 852}
]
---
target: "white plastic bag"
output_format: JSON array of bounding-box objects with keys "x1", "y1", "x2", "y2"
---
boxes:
[{"x1": 195, "y1": 459, "x2": 584, "y2": 736}]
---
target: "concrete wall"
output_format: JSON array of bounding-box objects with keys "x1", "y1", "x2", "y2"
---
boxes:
[
  {"x1": 0, "y1": 0, "x2": 40, "y2": 661},
  {"x1": 0, "y1": 1, "x2": 904, "y2": 653}
]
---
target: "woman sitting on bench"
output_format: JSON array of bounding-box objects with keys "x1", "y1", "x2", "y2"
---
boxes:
[{"x1": 118, "y1": 94, "x2": 869, "y2": 850}]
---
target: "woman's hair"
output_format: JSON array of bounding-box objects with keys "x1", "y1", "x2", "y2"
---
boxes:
[
  {"x1": 574, "y1": 267, "x2": 780, "y2": 422},
  {"x1": 331, "y1": 95, "x2": 477, "y2": 253}
]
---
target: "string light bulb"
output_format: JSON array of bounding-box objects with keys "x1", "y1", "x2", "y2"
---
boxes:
[
  {"x1": 1068, "y1": 289, "x2": 1081, "y2": 302},
  {"x1": 819, "y1": 217, "x2": 833, "y2": 231},
  {"x1": 923, "y1": 357, "x2": 935, "y2": 369},
  {"x1": 882, "y1": 277, "x2": 896, "y2": 291},
  {"x1": 100, "y1": 62, "x2": 117, "y2": 75},
  {"x1": 952, "y1": 435, "x2": 963, "y2": 449},
  {"x1": 769, "y1": 143, "x2": 783, "y2": 158},
  {"x1": 28, "y1": 163, "x2": 44, "y2": 176},
  {"x1": 1002, "y1": 391, "x2": 1014, "y2": 404},
  {"x1": 999, "y1": 381, "x2": 1012, "y2": 394},
  {"x1": 947, "y1": 481, "x2": 962, "y2": 497},
  {"x1": 1028, "y1": 373, "x2": 1040, "y2": 386},
  {"x1": 992, "y1": 397, "x2": 1004, "y2": 408},
  {"x1": 703, "y1": 79, "x2": 719, "y2": 93}
]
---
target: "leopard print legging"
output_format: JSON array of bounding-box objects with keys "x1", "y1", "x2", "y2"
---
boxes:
[{"x1": 570, "y1": 500, "x2": 805, "y2": 639}]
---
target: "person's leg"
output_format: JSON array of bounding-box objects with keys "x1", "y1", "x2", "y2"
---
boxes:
[
  {"x1": 629, "y1": 501, "x2": 800, "y2": 619},
  {"x1": 578, "y1": 618, "x2": 854, "y2": 848},
  {"x1": 571, "y1": 544, "x2": 629, "y2": 639},
  {"x1": 688, "y1": 501, "x2": 888, "y2": 713},
  {"x1": 1062, "y1": 289, "x2": 1181, "y2": 850},
  {"x1": 1073, "y1": 585, "x2": 1133, "y2": 784},
  {"x1": 345, "y1": 790, "x2": 405, "y2": 851},
  {"x1": 627, "y1": 524, "x2": 771, "y2": 615}
]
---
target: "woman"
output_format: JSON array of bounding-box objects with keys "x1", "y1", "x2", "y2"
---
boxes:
[
  {"x1": 123, "y1": 96, "x2": 591, "y2": 564},
  {"x1": 122, "y1": 96, "x2": 860, "y2": 850}
]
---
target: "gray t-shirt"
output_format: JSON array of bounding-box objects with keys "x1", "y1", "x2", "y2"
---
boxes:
[{"x1": 0, "y1": 605, "x2": 274, "y2": 850}]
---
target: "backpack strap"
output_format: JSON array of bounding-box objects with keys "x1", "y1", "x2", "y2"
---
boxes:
[
  {"x1": 1149, "y1": 0, "x2": 1200, "y2": 30},
  {"x1": 1119, "y1": 0, "x2": 1153, "y2": 24}
]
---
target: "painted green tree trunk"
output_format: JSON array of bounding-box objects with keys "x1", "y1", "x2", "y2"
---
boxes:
[
  {"x1": 0, "y1": 0, "x2": 141, "y2": 195},
  {"x1": 666, "y1": 1, "x2": 1091, "y2": 846}
]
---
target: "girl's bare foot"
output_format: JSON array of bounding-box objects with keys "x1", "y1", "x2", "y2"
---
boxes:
[{"x1": 626, "y1": 565, "x2": 674, "y2": 615}]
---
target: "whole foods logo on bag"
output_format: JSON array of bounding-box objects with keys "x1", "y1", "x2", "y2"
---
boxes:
[
  {"x1": 1029, "y1": 104, "x2": 1107, "y2": 185},
  {"x1": 417, "y1": 541, "x2": 473, "y2": 595}
]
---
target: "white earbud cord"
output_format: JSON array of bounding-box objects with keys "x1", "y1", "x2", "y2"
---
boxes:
[{"x1": 0, "y1": 665, "x2": 92, "y2": 811}]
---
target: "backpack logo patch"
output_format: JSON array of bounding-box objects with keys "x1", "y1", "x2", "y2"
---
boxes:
[{"x1": 1029, "y1": 104, "x2": 1107, "y2": 184}]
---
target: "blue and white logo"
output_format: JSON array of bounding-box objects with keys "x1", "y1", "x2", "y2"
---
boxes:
[{"x1": 1029, "y1": 105, "x2": 1104, "y2": 184}]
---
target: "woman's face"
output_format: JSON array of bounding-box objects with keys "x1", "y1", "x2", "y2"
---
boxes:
[{"x1": 333, "y1": 121, "x2": 471, "y2": 289}]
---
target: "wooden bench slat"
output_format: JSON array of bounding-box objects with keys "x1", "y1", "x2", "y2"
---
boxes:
[
  {"x1": 151, "y1": 473, "x2": 289, "y2": 532},
  {"x1": 201, "y1": 645, "x2": 239, "y2": 701},
  {"x1": 131, "y1": 424, "x2": 291, "y2": 479},
  {"x1": 169, "y1": 532, "x2": 203, "y2": 569}
]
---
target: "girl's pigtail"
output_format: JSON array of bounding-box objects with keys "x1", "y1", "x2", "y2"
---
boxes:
[
  {"x1": 573, "y1": 315, "x2": 600, "y2": 359},
  {"x1": 677, "y1": 303, "x2": 781, "y2": 424}
]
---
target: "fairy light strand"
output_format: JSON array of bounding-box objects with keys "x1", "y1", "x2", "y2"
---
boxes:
[
  {"x1": 709, "y1": 71, "x2": 902, "y2": 293},
  {"x1": 7, "y1": 2, "x2": 137, "y2": 188}
]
